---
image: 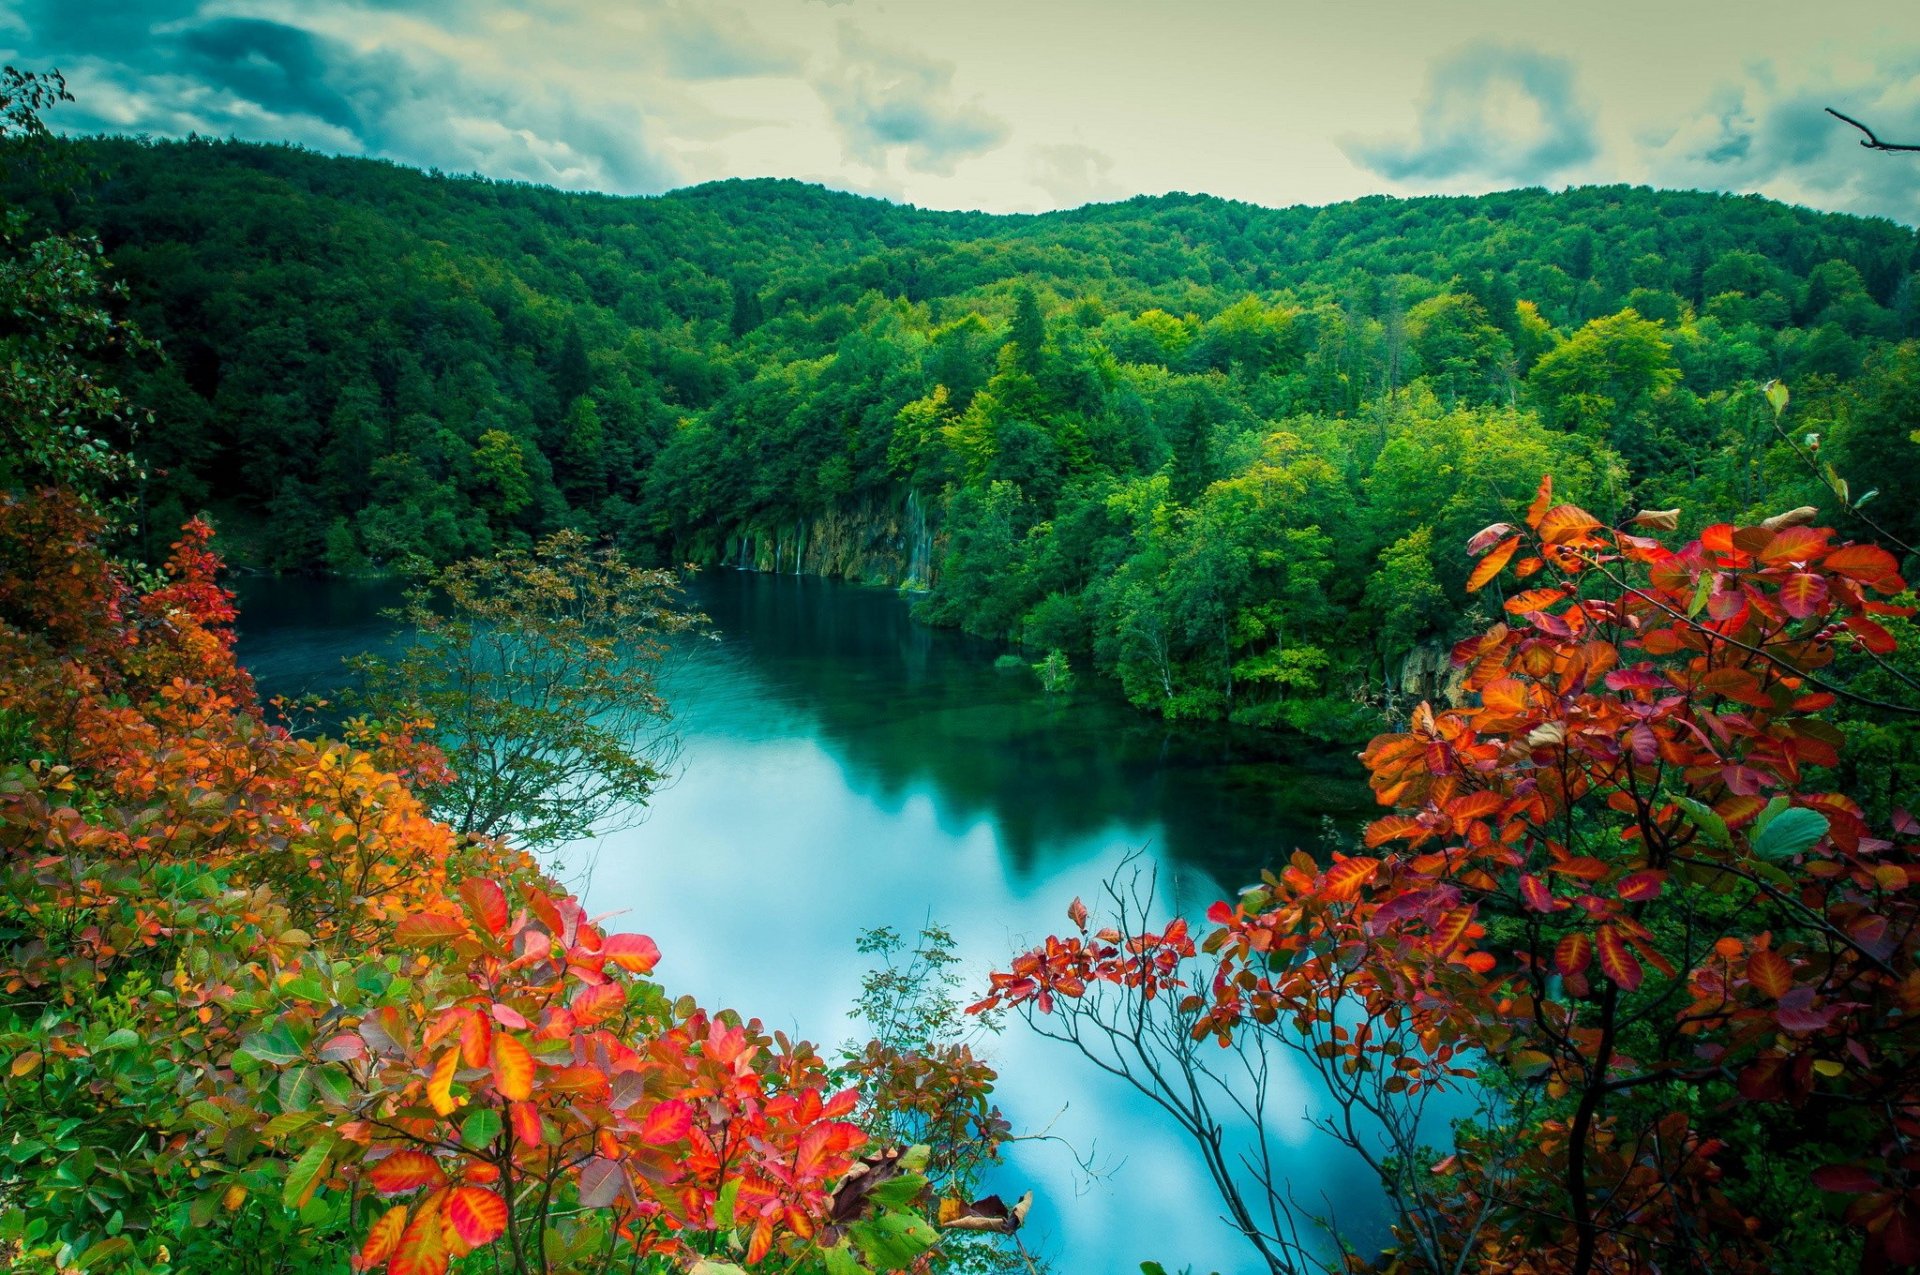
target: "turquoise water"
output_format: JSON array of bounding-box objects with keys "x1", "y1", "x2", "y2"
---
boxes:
[{"x1": 235, "y1": 570, "x2": 1382, "y2": 1274}]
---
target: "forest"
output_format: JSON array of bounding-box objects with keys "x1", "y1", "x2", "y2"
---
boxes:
[
  {"x1": 8, "y1": 133, "x2": 1918, "y2": 735},
  {"x1": 6, "y1": 58, "x2": 1920, "y2": 1275}
]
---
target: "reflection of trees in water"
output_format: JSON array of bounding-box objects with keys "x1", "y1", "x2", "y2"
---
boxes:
[
  {"x1": 234, "y1": 570, "x2": 1372, "y2": 890},
  {"x1": 689, "y1": 571, "x2": 1370, "y2": 888}
]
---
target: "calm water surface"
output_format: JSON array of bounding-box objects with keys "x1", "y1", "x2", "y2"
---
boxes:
[{"x1": 236, "y1": 570, "x2": 1383, "y2": 1275}]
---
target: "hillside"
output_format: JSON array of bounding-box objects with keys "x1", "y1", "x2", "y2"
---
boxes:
[{"x1": 18, "y1": 134, "x2": 1919, "y2": 734}]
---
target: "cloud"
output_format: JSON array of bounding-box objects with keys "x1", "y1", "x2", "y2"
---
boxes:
[
  {"x1": 1642, "y1": 55, "x2": 1920, "y2": 222},
  {"x1": 651, "y1": 4, "x2": 802, "y2": 80},
  {"x1": 815, "y1": 24, "x2": 1008, "y2": 175},
  {"x1": 1344, "y1": 42, "x2": 1597, "y2": 184},
  {"x1": 1029, "y1": 142, "x2": 1120, "y2": 207},
  {"x1": 5, "y1": 0, "x2": 680, "y2": 193}
]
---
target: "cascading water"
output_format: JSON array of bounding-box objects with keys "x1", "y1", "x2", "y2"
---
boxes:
[{"x1": 904, "y1": 490, "x2": 932, "y2": 591}]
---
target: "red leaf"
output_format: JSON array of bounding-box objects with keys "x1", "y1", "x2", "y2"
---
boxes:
[
  {"x1": 1466, "y1": 536, "x2": 1519, "y2": 592},
  {"x1": 393, "y1": 912, "x2": 467, "y2": 947},
  {"x1": 1845, "y1": 613, "x2": 1897, "y2": 654},
  {"x1": 1776, "y1": 572, "x2": 1828, "y2": 619},
  {"x1": 1518, "y1": 874, "x2": 1565, "y2": 913},
  {"x1": 444, "y1": 1186, "x2": 507, "y2": 1248},
  {"x1": 1596, "y1": 926, "x2": 1643, "y2": 991},
  {"x1": 1812, "y1": 1163, "x2": 1881, "y2": 1195},
  {"x1": 1746, "y1": 949, "x2": 1792, "y2": 999},
  {"x1": 1554, "y1": 933, "x2": 1591, "y2": 976},
  {"x1": 508, "y1": 1101, "x2": 544, "y2": 1147},
  {"x1": 1067, "y1": 897, "x2": 1089, "y2": 928},
  {"x1": 490, "y1": 1034, "x2": 534, "y2": 1103},
  {"x1": 1467, "y1": 522, "x2": 1516, "y2": 555},
  {"x1": 1823, "y1": 543, "x2": 1904, "y2": 590},
  {"x1": 638, "y1": 1098, "x2": 693, "y2": 1146},
  {"x1": 1615, "y1": 870, "x2": 1665, "y2": 902},
  {"x1": 601, "y1": 932, "x2": 660, "y2": 974},
  {"x1": 366, "y1": 1150, "x2": 446, "y2": 1197},
  {"x1": 458, "y1": 879, "x2": 509, "y2": 937}
]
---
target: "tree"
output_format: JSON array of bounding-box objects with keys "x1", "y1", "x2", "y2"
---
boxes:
[
  {"x1": 352, "y1": 530, "x2": 702, "y2": 847},
  {"x1": 1008, "y1": 285, "x2": 1046, "y2": 375},
  {"x1": 977, "y1": 478, "x2": 1920, "y2": 1273}
]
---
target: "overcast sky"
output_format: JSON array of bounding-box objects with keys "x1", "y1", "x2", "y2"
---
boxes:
[{"x1": 5, "y1": 0, "x2": 1918, "y2": 222}]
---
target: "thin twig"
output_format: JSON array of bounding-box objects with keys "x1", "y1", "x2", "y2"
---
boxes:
[{"x1": 1826, "y1": 107, "x2": 1920, "y2": 153}]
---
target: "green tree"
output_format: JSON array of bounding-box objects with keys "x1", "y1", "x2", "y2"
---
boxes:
[{"x1": 351, "y1": 531, "x2": 702, "y2": 847}]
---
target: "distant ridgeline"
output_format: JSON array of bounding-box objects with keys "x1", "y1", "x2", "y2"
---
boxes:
[{"x1": 22, "y1": 136, "x2": 1920, "y2": 734}]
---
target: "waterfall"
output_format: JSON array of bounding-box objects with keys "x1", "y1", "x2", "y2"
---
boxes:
[
  {"x1": 793, "y1": 519, "x2": 804, "y2": 575},
  {"x1": 904, "y1": 490, "x2": 932, "y2": 591}
]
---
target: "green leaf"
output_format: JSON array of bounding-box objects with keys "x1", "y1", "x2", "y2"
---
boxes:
[
  {"x1": 865, "y1": 1172, "x2": 929, "y2": 1211},
  {"x1": 1672, "y1": 796, "x2": 1728, "y2": 847},
  {"x1": 240, "y1": 1024, "x2": 303, "y2": 1065},
  {"x1": 461, "y1": 1108, "x2": 503, "y2": 1151},
  {"x1": 823, "y1": 1242, "x2": 871, "y2": 1275},
  {"x1": 713, "y1": 1175, "x2": 740, "y2": 1233},
  {"x1": 97, "y1": 1029, "x2": 139, "y2": 1053},
  {"x1": 264, "y1": 1112, "x2": 319, "y2": 1141},
  {"x1": 850, "y1": 1211, "x2": 940, "y2": 1269},
  {"x1": 75, "y1": 1236, "x2": 134, "y2": 1267},
  {"x1": 1751, "y1": 807, "x2": 1829, "y2": 862},
  {"x1": 1764, "y1": 379, "x2": 1789, "y2": 418},
  {"x1": 282, "y1": 1135, "x2": 334, "y2": 1210}
]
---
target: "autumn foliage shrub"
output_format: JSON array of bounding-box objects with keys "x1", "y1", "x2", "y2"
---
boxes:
[
  {"x1": 978, "y1": 477, "x2": 1920, "y2": 1273},
  {"x1": 0, "y1": 490, "x2": 955, "y2": 1274}
]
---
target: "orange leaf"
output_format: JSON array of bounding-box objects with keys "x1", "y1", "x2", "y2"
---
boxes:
[
  {"x1": 1525, "y1": 474, "x2": 1553, "y2": 530},
  {"x1": 1537, "y1": 504, "x2": 1602, "y2": 546},
  {"x1": 458, "y1": 879, "x2": 509, "y2": 937},
  {"x1": 638, "y1": 1098, "x2": 693, "y2": 1146},
  {"x1": 490, "y1": 1035, "x2": 534, "y2": 1103},
  {"x1": 1364, "y1": 815, "x2": 1428, "y2": 848},
  {"x1": 1759, "y1": 525, "x2": 1830, "y2": 566},
  {"x1": 353, "y1": 1205, "x2": 409, "y2": 1271},
  {"x1": 394, "y1": 912, "x2": 467, "y2": 947},
  {"x1": 1429, "y1": 906, "x2": 1476, "y2": 956},
  {"x1": 1503, "y1": 587, "x2": 1567, "y2": 615},
  {"x1": 1321, "y1": 856, "x2": 1381, "y2": 901},
  {"x1": 426, "y1": 1048, "x2": 459, "y2": 1117},
  {"x1": 367, "y1": 1150, "x2": 446, "y2": 1197},
  {"x1": 444, "y1": 1186, "x2": 508, "y2": 1248},
  {"x1": 1596, "y1": 926, "x2": 1643, "y2": 991},
  {"x1": 1747, "y1": 949, "x2": 1792, "y2": 999},
  {"x1": 388, "y1": 1197, "x2": 450, "y2": 1275},
  {"x1": 1466, "y1": 536, "x2": 1520, "y2": 592},
  {"x1": 458, "y1": 1011, "x2": 491, "y2": 1070},
  {"x1": 601, "y1": 932, "x2": 660, "y2": 974},
  {"x1": 545, "y1": 1065, "x2": 611, "y2": 1100}
]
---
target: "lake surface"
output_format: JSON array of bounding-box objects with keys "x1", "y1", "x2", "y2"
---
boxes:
[{"x1": 235, "y1": 569, "x2": 1383, "y2": 1274}]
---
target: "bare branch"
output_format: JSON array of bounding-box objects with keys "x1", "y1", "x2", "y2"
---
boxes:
[{"x1": 1826, "y1": 106, "x2": 1920, "y2": 153}]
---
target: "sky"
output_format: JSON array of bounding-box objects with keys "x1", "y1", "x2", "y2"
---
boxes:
[{"x1": 4, "y1": 0, "x2": 1918, "y2": 223}]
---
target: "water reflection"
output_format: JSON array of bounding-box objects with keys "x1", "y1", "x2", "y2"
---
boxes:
[{"x1": 234, "y1": 570, "x2": 1384, "y2": 1275}]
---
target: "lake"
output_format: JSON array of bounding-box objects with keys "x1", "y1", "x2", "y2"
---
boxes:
[{"x1": 235, "y1": 568, "x2": 1384, "y2": 1274}]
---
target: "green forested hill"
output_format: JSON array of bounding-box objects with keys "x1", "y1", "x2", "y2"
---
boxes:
[{"x1": 21, "y1": 134, "x2": 1920, "y2": 735}]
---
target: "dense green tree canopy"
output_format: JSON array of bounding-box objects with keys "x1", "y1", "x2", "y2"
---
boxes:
[{"x1": 11, "y1": 134, "x2": 1916, "y2": 735}]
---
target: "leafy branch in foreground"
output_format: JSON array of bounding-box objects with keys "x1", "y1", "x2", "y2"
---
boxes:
[
  {"x1": 351, "y1": 531, "x2": 704, "y2": 848},
  {"x1": 977, "y1": 475, "x2": 1919, "y2": 1273}
]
